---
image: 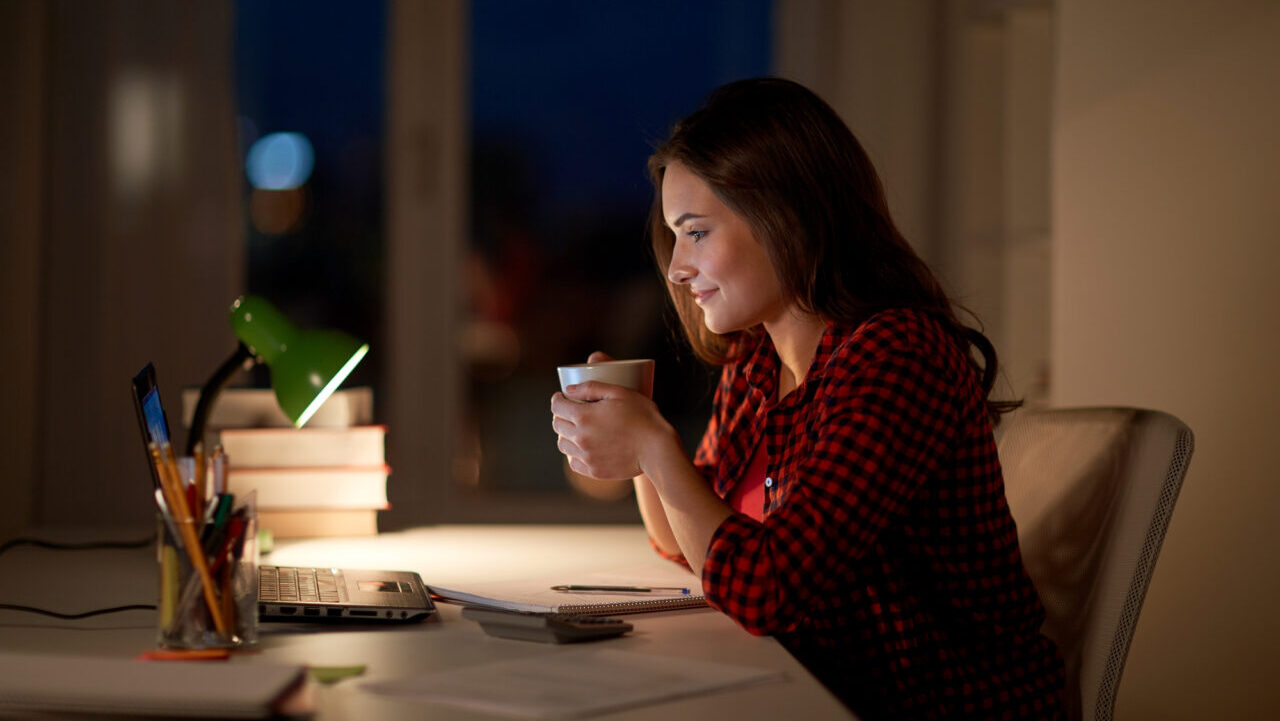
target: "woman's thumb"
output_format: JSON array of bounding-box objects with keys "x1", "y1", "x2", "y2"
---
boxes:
[{"x1": 587, "y1": 350, "x2": 615, "y2": 363}]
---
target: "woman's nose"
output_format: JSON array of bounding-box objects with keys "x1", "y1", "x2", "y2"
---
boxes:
[{"x1": 667, "y1": 242, "x2": 695, "y2": 285}]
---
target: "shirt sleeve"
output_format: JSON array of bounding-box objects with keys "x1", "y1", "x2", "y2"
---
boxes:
[{"x1": 701, "y1": 342, "x2": 966, "y2": 636}]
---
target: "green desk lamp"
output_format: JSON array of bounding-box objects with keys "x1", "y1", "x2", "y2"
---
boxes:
[{"x1": 185, "y1": 295, "x2": 369, "y2": 456}]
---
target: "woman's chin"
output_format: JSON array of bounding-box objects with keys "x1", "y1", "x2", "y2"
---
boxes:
[{"x1": 701, "y1": 315, "x2": 741, "y2": 335}]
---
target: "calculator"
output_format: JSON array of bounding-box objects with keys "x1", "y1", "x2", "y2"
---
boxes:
[{"x1": 461, "y1": 606, "x2": 634, "y2": 644}]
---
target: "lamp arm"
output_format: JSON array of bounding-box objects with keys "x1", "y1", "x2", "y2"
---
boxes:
[{"x1": 185, "y1": 342, "x2": 255, "y2": 457}]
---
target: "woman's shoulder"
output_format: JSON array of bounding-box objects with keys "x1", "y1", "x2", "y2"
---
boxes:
[
  {"x1": 815, "y1": 308, "x2": 979, "y2": 420},
  {"x1": 816, "y1": 307, "x2": 975, "y2": 396},
  {"x1": 834, "y1": 307, "x2": 956, "y2": 361}
]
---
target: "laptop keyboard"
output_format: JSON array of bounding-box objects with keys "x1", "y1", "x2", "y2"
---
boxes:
[{"x1": 259, "y1": 566, "x2": 342, "y2": 603}]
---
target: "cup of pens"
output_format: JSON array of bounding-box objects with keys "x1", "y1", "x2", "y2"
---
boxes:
[{"x1": 150, "y1": 441, "x2": 258, "y2": 649}]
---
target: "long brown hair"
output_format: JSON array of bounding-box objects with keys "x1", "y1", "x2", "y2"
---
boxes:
[{"x1": 648, "y1": 77, "x2": 1016, "y2": 419}]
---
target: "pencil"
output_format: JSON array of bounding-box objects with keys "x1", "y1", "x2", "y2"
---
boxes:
[
  {"x1": 159, "y1": 543, "x2": 179, "y2": 632},
  {"x1": 151, "y1": 442, "x2": 229, "y2": 637},
  {"x1": 193, "y1": 441, "x2": 206, "y2": 521}
]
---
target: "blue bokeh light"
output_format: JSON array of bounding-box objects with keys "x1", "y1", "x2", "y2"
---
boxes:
[{"x1": 245, "y1": 132, "x2": 315, "y2": 190}]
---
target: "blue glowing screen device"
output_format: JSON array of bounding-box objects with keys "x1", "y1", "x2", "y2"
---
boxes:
[{"x1": 130, "y1": 362, "x2": 172, "y2": 489}]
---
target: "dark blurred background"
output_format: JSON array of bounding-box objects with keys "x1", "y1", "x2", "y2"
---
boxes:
[{"x1": 231, "y1": 0, "x2": 770, "y2": 507}]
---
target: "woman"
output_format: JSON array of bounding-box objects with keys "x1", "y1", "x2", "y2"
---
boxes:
[{"x1": 550, "y1": 78, "x2": 1065, "y2": 720}]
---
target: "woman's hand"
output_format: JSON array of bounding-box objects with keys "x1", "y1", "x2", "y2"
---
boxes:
[
  {"x1": 552, "y1": 352, "x2": 732, "y2": 573},
  {"x1": 550, "y1": 356, "x2": 676, "y2": 481}
]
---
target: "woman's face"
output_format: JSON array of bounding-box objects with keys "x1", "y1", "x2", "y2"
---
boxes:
[{"x1": 662, "y1": 161, "x2": 788, "y2": 335}]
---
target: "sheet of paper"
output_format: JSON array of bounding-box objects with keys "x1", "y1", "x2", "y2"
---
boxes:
[{"x1": 362, "y1": 648, "x2": 784, "y2": 719}]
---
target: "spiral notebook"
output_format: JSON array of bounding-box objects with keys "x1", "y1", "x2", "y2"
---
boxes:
[{"x1": 427, "y1": 568, "x2": 706, "y2": 616}]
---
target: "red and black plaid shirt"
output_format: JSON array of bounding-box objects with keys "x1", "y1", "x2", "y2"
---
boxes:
[{"x1": 685, "y1": 308, "x2": 1065, "y2": 720}]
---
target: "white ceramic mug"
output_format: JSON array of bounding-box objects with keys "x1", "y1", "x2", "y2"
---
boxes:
[{"x1": 557, "y1": 359, "x2": 655, "y2": 398}]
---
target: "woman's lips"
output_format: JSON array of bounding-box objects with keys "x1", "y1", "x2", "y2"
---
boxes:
[{"x1": 692, "y1": 288, "x2": 718, "y2": 305}]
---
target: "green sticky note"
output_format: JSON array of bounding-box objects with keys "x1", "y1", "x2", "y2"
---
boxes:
[
  {"x1": 257, "y1": 527, "x2": 274, "y2": 555},
  {"x1": 308, "y1": 665, "x2": 366, "y2": 685}
]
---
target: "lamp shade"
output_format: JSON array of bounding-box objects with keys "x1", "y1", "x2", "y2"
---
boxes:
[{"x1": 229, "y1": 295, "x2": 369, "y2": 427}]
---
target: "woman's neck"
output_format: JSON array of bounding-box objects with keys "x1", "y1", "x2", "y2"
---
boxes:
[{"x1": 765, "y1": 309, "x2": 827, "y2": 400}]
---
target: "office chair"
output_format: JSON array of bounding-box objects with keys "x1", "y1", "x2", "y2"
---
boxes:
[{"x1": 997, "y1": 407, "x2": 1194, "y2": 721}]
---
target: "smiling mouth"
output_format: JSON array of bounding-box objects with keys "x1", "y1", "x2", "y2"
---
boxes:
[{"x1": 692, "y1": 289, "x2": 718, "y2": 304}]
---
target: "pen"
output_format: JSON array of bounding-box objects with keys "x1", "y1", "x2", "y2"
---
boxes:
[
  {"x1": 551, "y1": 585, "x2": 691, "y2": 595},
  {"x1": 208, "y1": 515, "x2": 246, "y2": 576}
]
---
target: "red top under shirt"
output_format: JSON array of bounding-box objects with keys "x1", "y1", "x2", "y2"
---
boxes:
[
  {"x1": 724, "y1": 441, "x2": 767, "y2": 521},
  {"x1": 669, "y1": 308, "x2": 1065, "y2": 720}
]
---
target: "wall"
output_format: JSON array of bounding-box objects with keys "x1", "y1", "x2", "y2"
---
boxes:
[
  {"x1": 0, "y1": 0, "x2": 46, "y2": 538},
  {"x1": 1, "y1": 1, "x2": 244, "y2": 530},
  {"x1": 1052, "y1": 1, "x2": 1280, "y2": 718},
  {"x1": 778, "y1": 1, "x2": 1054, "y2": 409},
  {"x1": 777, "y1": 0, "x2": 944, "y2": 267}
]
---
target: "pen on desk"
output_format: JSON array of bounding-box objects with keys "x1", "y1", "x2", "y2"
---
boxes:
[{"x1": 551, "y1": 585, "x2": 692, "y2": 595}]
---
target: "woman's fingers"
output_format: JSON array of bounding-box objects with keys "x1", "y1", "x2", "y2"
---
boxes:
[
  {"x1": 587, "y1": 350, "x2": 614, "y2": 363},
  {"x1": 563, "y1": 381, "x2": 628, "y2": 403},
  {"x1": 567, "y1": 456, "x2": 592, "y2": 476},
  {"x1": 556, "y1": 433, "x2": 583, "y2": 458},
  {"x1": 551, "y1": 416, "x2": 575, "y2": 437},
  {"x1": 550, "y1": 384, "x2": 652, "y2": 481},
  {"x1": 550, "y1": 392, "x2": 584, "y2": 420}
]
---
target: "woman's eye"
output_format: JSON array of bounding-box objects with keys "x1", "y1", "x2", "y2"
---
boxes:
[{"x1": 688, "y1": 229, "x2": 706, "y2": 242}]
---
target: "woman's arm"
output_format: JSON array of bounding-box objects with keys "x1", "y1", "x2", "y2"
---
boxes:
[
  {"x1": 633, "y1": 472, "x2": 681, "y2": 557},
  {"x1": 552, "y1": 381, "x2": 731, "y2": 573},
  {"x1": 571, "y1": 351, "x2": 687, "y2": 560},
  {"x1": 635, "y1": 433, "x2": 732, "y2": 574}
]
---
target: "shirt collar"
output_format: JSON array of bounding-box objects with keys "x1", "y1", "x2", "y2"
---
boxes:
[
  {"x1": 737, "y1": 329, "x2": 776, "y2": 403},
  {"x1": 736, "y1": 321, "x2": 852, "y2": 404}
]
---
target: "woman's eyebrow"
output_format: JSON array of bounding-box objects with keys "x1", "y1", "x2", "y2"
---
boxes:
[{"x1": 668, "y1": 212, "x2": 707, "y2": 229}]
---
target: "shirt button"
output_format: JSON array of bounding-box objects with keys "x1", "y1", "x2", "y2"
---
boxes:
[{"x1": 764, "y1": 477, "x2": 773, "y2": 488}]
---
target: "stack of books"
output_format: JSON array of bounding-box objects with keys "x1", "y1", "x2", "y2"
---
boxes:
[{"x1": 181, "y1": 387, "x2": 387, "y2": 538}]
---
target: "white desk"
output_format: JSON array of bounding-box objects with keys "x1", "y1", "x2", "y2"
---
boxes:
[{"x1": 0, "y1": 525, "x2": 853, "y2": 720}]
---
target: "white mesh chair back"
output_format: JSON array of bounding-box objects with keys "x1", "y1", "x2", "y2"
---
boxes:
[{"x1": 997, "y1": 407, "x2": 1193, "y2": 721}]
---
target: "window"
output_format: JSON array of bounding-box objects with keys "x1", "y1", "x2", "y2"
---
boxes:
[
  {"x1": 462, "y1": 1, "x2": 773, "y2": 510},
  {"x1": 234, "y1": 1, "x2": 386, "y2": 397},
  {"x1": 234, "y1": 1, "x2": 772, "y2": 524}
]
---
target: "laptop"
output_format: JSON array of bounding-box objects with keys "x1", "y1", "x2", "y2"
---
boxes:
[{"x1": 131, "y1": 362, "x2": 436, "y2": 624}]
